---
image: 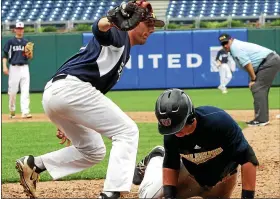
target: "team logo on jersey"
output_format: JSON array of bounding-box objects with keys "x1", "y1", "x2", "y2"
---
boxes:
[
  {"x1": 13, "y1": 45, "x2": 24, "y2": 51},
  {"x1": 180, "y1": 147, "x2": 223, "y2": 165},
  {"x1": 160, "y1": 118, "x2": 171, "y2": 126}
]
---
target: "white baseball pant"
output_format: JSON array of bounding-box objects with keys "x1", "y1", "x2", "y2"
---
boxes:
[
  {"x1": 218, "y1": 63, "x2": 232, "y2": 90},
  {"x1": 8, "y1": 64, "x2": 30, "y2": 114},
  {"x1": 40, "y1": 75, "x2": 139, "y2": 192},
  {"x1": 139, "y1": 156, "x2": 237, "y2": 198}
]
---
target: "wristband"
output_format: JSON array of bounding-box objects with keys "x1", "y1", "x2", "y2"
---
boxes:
[
  {"x1": 242, "y1": 190, "x2": 255, "y2": 199},
  {"x1": 163, "y1": 185, "x2": 177, "y2": 199}
]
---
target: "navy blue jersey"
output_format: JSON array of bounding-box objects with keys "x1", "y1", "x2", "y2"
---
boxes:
[
  {"x1": 163, "y1": 106, "x2": 250, "y2": 187},
  {"x1": 216, "y1": 49, "x2": 229, "y2": 64},
  {"x1": 3, "y1": 37, "x2": 29, "y2": 65},
  {"x1": 54, "y1": 19, "x2": 131, "y2": 94}
]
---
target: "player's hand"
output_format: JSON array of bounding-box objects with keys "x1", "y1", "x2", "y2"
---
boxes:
[
  {"x1": 249, "y1": 81, "x2": 255, "y2": 89},
  {"x1": 3, "y1": 67, "x2": 9, "y2": 75},
  {"x1": 56, "y1": 128, "x2": 71, "y2": 146},
  {"x1": 25, "y1": 51, "x2": 32, "y2": 59}
]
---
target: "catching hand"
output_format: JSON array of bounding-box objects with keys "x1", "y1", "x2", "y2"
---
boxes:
[
  {"x1": 24, "y1": 42, "x2": 34, "y2": 59},
  {"x1": 107, "y1": 1, "x2": 145, "y2": 31}
]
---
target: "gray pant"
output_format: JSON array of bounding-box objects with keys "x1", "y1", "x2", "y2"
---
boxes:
[{"x1": 251, "y1": 53, "x2": 280, "y2": 122}]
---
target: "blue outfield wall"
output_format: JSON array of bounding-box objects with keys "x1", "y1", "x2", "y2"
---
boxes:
[{"x1": 83, "y1": 28, "x2": 249, "y2": 90}]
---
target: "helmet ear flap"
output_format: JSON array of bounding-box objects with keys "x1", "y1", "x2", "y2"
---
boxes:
[{"x1": 186, "y1": 106, "x2": 195, "y2": 125}]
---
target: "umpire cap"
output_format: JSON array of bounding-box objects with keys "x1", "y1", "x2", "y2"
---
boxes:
[
  {"x1": 155, "y1": 89, "x2": 195, "y2": 135},
  {"x1": 218, "y1": 33, "x2": 232, "y2": 44}
]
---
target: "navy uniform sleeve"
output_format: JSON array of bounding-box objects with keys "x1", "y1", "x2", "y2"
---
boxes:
[
  {"x1": 92, "y1": 19, "x2": 127, "y2": 47},
  {"x1": 215, "y1": 50, "x2": 221, "y2": 61},
  {"x1": 218, "y1": 114, "x2": 258, "y2": 165},
  {"x1": 3, "y1": 39, "x2": 11, "y2": 58},
  {"x1": 163, "y1": 135, "x2": 181, "y2": 170}
]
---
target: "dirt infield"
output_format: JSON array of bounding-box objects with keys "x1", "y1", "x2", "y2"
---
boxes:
[{"x1": 2, "y1": 110, "x2": 280, "y2": 198}]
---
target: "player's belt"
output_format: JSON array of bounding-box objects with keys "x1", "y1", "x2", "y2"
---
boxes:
[
  {"x1": 52, "y1": 74, "x2": 67, "y2": 83},
  {"x1": 13, "y1": 64, "x2": 25, "y2": 66}
]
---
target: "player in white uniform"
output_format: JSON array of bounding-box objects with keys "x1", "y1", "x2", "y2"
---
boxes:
[
  {"x1": 2, "y1": 22, "x2": 32, "y2": 118},
  {"x1": 14, "y1": 1, "x2": 165, "y2": 199},
  {"x1": 215, "y1": 48, "x2": 232, "y2": 94}
]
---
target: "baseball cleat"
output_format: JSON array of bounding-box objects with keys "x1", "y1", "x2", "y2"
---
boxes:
[
  {"x1": 9, "y1": 111, "x2": 16, "y2": 119},
  {"x1": 99, "y1": 192, "x2": 120, "y2": 199},
  {"x1": 246, "y1": 120, "x2": 270, "y2": 126},
  {"x1": 133, "y1": 146, "x2": 165, "y2": 185},
  {"x1": 22, "y1": 113, "x2": 32, "y2": 119},
  {"x1": 15, "y1": 155, "x2": 39, "y2": 199}
]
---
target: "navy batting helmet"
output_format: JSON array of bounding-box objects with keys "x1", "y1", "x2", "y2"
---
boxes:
[{"x1": 155, "y1": 89, "x2": 195, "y2": 135}]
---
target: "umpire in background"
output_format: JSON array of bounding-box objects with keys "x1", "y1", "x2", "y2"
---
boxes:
[{"x1": 219, "y1": 33, "x2": 280, "y2": 127}]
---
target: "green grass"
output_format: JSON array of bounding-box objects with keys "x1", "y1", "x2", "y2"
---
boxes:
[
  {"x1": 2, "y1": 122, "x2": 246, "y2": 183},
  {"x1": 2, "y1": 88, "x2": 280, "y2": 113},
  {"x1": 2, "y1": 122, "x2": 162, "y2": 183}
]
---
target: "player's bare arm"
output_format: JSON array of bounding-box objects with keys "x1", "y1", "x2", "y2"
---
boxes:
[
  {"x1": 163, "y1": 168, "x2": 179, "y2": 198},
  {"x1": 98, "y1": 17, "x2": 113, "y2": 32},
  {"x1": 2, "y1": 57, "x2": 9, "y2": 75},
  {"x1": 241, "y1": 162, "x2": 256, "y2": 190},
  {"x1": 163, "y1": 168, "x2": 179, "y2": 186},
  {"x1": 241, "y1": 162, "x2": 257, "y2": 198}
]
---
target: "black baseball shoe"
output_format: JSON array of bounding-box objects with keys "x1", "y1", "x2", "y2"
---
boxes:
[
  {"x1": 99, "y1": 192, "x2": 120, "y2": 199},
  {"x1": 133, "y1": 146, "x2": 165, "y2": 185},
  {"x1": 246, "y1": 120, "x2": 270, "y2": 126}
]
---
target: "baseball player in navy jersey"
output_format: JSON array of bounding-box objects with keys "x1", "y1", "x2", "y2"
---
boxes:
[
  {"x1": 133, "y1": 89, "x2": 258, "y2": 199},
  {"x1": 2, "y1": 22, "x2": 33, "y2": 119},
  {"x1": 15, "y1": 1, "x2": 164, "y2": 199},
  {"x1": 215, "y1": 48, "x2": 232, "y2": 94}
]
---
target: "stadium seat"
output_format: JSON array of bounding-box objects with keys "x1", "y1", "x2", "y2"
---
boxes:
[
  {"x1": 166, "y1": 0, "x2": 280, "y2": 19},
  {"x1": 1, "y1": 0, "x2": 125, "y2": 22},
  {"x1": 1, "y1": 0, "x2": 280, "y2": 22}
]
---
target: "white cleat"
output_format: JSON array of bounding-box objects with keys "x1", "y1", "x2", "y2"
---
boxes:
[{"x1": 22, "y1": 113, "x2": 32, "y2": 119}]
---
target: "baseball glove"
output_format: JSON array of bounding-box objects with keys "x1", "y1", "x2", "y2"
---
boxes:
[
  {"x1": 107, "y1": 1, "x2": 145, "y2": 31},
  {"x1": 24, "y1": 42, "x2": 34, "y2": 59}
]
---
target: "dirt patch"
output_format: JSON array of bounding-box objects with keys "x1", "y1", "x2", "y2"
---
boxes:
[
  {"x1": 2, "y1": 110, "x2": 280, "y2": 123},
  {"x1": 2, "y1": 110, "x2": 280, "y2": 198}
]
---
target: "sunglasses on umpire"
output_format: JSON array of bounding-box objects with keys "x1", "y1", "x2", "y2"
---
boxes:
[{"x1": 221, "y1": 41, "x2": 229, "y2": 47}]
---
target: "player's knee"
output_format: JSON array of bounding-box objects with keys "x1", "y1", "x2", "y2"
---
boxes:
[
  {"x1": 78, "y1": 144, "x2": 106, "y2": 164},
  {"x1": 112, "y1": 121, "x2": 139, "y2": 147},
  {"x1": 129, "y1": 121, "x2": 139, "y2": 136},
  {"x1": 126, "y1": 121, "x2": 139, "y2": 142}
]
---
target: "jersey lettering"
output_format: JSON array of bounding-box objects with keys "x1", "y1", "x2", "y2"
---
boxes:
[
  {"x1": 12, "y1": 45, "x2": 24, "y2": 51},
  {"x1": 180, "y1": 147, "x2": 223, "y2": 165}
]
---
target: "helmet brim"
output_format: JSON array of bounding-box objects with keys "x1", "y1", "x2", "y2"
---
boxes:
[{"x1": 158, "y1": 116, "x2": 188, "y2": 135}]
